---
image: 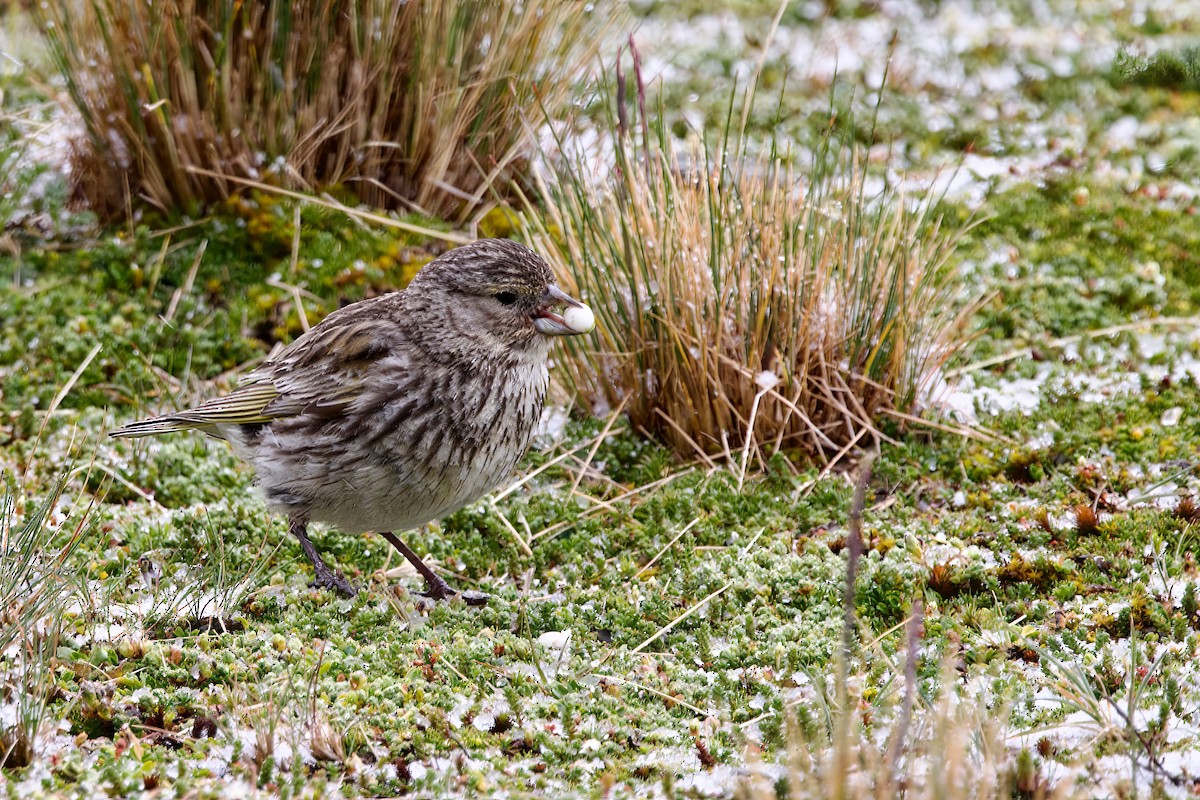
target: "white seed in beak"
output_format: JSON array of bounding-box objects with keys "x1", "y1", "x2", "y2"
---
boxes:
[{"x1": 562, "y1": 304, "x2": 595, "y2": 334}]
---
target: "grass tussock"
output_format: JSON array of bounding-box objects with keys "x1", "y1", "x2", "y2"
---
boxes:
[
  {"x1": 37, "y1": 0, "x2": 608, "y2": 220},
  {"x1": 0, "y1": 474, "x2": 88, "y2": 655},
  {"x1": 525, "y1": 50, "x2": 977, "y2": 468},
  {"x1": 0, "y1": 473, "x2": 92, "y2": 768}
]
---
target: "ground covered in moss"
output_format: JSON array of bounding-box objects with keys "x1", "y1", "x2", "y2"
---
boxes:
[{"x1": 3, "y1": 0, "x2": 1200, "y2": 798}]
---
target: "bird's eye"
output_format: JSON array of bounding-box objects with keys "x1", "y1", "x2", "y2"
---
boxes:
[{"x1": 494, "y1": 291, "x2": 518, "y2": 306}]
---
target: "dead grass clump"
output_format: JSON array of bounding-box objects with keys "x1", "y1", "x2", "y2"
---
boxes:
[
  {"x1": 1072, "y1": 503, "x2": 1100, "y2": 535},
  {"x1": 37, "y1": 0, "x2": 607, "y2": 221},
  {"x1": 1174, "y1": 495, "x2": 1200, "y2": 524},
  {"x1": 525, "y1": 51, "x2": 977, "y2": 467}
]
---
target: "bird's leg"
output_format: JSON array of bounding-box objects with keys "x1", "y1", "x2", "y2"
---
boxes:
[
  {"x1": 289, "y1": 516, "x2": 357, "y2": 597},
  {"x1": 379, "y1": 532, "x2": 488, "y2": 606}
]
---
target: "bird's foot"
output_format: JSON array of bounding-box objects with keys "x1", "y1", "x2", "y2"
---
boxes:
[
  {"x1": 311, "y1": 565, "x2": 358, "y2": 598},
  {"x1": 417, "y1": 575, "x2": 489, "y2": 607}
]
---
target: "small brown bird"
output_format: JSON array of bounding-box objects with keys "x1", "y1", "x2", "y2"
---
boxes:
[{"x1": 111, "y1": 239, "x2": 594, "y2": 603}]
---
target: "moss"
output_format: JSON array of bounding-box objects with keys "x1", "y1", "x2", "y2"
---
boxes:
[
  {"x1": 1101, "y1": 589, "x2": 1175, "y2": 638},
  {"x1": 960, "y1": 181, "x2": 1200, "y2": 362},
  {"x1": 0, "y1": 199, "x2": 436, "y2": 419},
  {"x1": 1115, "y1": 46, "x2": 1200, "y2": 92},
  {"x1": 993, "y1": 553, "x2": 1070, "y2": 590},
  {"x1": 6, "y1": 4, "x2": 1200, "y2": 796}
]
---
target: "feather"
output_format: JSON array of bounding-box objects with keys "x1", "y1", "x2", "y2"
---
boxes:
[
  {"x1": 110, "y1": 312, "x2": 396, "y2": 439},
  {"x1": 109, "y1": 382, "x2": 281, "y2": 438}
]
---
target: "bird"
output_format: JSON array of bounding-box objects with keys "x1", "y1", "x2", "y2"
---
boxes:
[{"x1": 111, "y1": 239, "x2": 595, "y2": 604}]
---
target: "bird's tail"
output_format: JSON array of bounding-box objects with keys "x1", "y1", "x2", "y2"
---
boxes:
[
  {"x1": 109, "y1": 415, "x2": 210, "y2": 439},
  {"x1": 111, "y1": 380, "x2": 278, "y2": 439}
]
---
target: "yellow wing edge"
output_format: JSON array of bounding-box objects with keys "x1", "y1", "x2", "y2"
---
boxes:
[{"x1": 109, "y1": 382, "x2": 281, "y2": 439}]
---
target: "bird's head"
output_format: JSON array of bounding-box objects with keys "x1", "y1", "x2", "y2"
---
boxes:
[{"x1": 403, "y1": 239, "x2": 594, "y2": 366}]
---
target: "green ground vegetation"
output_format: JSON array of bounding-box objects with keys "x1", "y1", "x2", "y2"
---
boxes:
[{"x1": 3, "y1": 1, "x2": 1200, "y2": 798}]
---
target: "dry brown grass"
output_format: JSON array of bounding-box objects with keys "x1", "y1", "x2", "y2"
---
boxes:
[
  {"x1": 746, "y1": 678, "x2": 1066, "y2": 800},
  {"x1": 735, "y1": 462, "x2": 1073, "y2": 800},
  {"x1": 37, "y1": 0, "x2": 609, "y2": 221},
  {"x1": 524, "y1": 54, "x2": 979, "y2": 469}
]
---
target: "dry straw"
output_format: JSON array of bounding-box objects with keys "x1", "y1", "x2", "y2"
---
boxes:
[
  {"x1": 37, "y1": 0, "x2": 607, "y2": 221},
  {"x1": 524, "y1": 46, "x2": 979, "y2": 469},
  {"x1": 737, "y1": 460, "x2": 1069, "y2": 800}
]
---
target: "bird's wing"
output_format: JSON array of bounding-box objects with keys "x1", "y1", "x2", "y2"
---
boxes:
[
  {"x1": 111, "y1": 297, "x2": 404, "y2": 439},
  {"x1": 255, "y1": 313, "x2": 401, "y2": 419},
  {"x1": 169, "y1": 380, "x2": 283, "y2": 425}
]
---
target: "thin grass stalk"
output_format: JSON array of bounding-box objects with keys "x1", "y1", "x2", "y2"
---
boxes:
[{"x1": 881, "y1": 597, "x2": 923, "y2": 797}]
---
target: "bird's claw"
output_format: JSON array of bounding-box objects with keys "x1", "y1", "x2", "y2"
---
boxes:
[
  {"x1": 312, "y1": 567, "x2": 358, "y2": 598},
  {"x1": 417, "y1": 577, "x2": 489, "y2": 606},
  {"x1": 458, "y1": 590, "x2": 490, "y2": 607}
]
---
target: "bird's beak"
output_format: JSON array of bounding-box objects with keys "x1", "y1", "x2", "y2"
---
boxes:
[{"x1": 533, "y1": 284, "x2": 595, "y2": 336}]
